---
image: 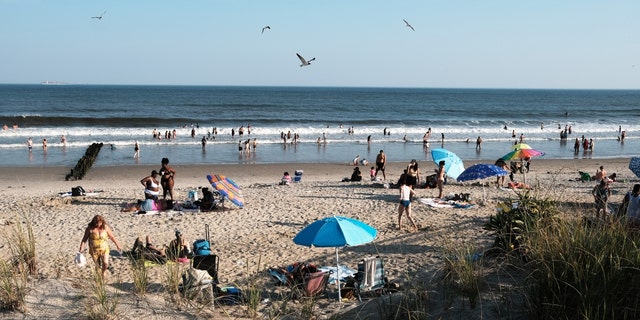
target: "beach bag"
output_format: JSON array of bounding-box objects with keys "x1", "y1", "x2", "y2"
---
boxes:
[
  {"x1": 193, "y1": 239, "x2": 211, "y2": 256},
  {"x1": 72, "y1": 186, "x2": 86, "y2": 196},
  {"x1": 74, "y1": 252, "x2": 87, "y2": 267},
  {"x1": 193, "y1": 224, "x2": 212, "y2": 256},
  {"x1": 426, "y1": 174, "x2": 437, "y2": 188},
  {"x1": 182, "y1": 267, "x2": 213, "y2": 289}
]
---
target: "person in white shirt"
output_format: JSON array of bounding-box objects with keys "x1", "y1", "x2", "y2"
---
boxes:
[{"x1": 625, "y1": 184, "x2": 640, "y2": 227}]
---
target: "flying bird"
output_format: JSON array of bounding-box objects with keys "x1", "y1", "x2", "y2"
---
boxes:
[
  {"x1": 261, "y1": 26, "x2": 271, "y2": 34},
  {"x1": 296, "y1": 53, "x2": 315, "y2": 67},
  {"x1": 92, "y1": 11, "x2": 107, "y2": 20},
  {"x1": 403, "y1": 19, "x2": 415, "y2": 31}
]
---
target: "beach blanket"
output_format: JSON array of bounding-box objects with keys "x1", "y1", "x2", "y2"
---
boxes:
[
  {"x1": 419, "y1": 198, "x2": 474, "y2": 209},
  {"x1": 58, "y1": 190, "x2": 103, "y2": 197}
]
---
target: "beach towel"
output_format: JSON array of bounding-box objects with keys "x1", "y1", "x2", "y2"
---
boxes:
[
  {"x1": 318, "y1": 265, "x2": 357, "y2": 285},
  {"x1": 363, "y1": 257, "x2": 377, "y2": 289},
  {"x1": 419, "y1": 198, "x2": 474, "y2": 209},
  {"x1": 419, "y1": 198, "x2": 455, "y2": 208}
]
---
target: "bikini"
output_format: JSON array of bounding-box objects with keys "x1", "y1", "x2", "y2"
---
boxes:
[{"x1": 145, "y1": 179, "x2": 160, "y2": 196}]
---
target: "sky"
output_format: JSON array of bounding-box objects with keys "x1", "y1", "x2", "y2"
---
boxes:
[{"x1": 1, "y1": 0, "x2": 639, "y2": 89}]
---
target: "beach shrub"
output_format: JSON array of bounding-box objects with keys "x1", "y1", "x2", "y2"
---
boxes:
[
  {"x1": 242, "y1": 256, "x2": 263, "y2": 318},
  {"x1": 0, "y1": 258, "x2": 29, "y2": 312},
  {"x1": 524, "y1": 219, "x2": 640, "y2": 319},
  {"x1": 128, "y1": 255, "x2": 149, "y2": 297},
  {"x1": 483, "y1": 192, "x2": 559, "y2": 256},
  {"x1": 440, "y1": 245, "x2": 484, "y2": 309},
  {"x1": 8, "y1": 214, "x2": 37, "y2": 275},
  {"x1": 85, "y1": 270, "x2": 120, "y2": 320}
]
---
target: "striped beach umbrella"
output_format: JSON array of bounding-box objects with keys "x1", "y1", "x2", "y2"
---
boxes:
[{"x1": 207, "y1": 174, "x2": 244, "y2": 208}]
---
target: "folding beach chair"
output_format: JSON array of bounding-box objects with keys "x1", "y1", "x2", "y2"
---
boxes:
[
  {"x1": 180, "y1": 267, "x2": 216, "y2": 307},
  {"x1": 192, "y1": 254, "x2": 219, "y2": 284},
  {"x1": 199, "y1": 187, "x2": 224, "y2": 211},
  {"x1": 354, "y1": 256, "x2": 388, "y2": 302},
  {"x1": 293, "y1": 170, "x2": 303, "y2": 183},
  {"x1": 292, "y1": 271, "x2": 331, "y2": 298},
  {"x1": 192, "y1": 224, "x2": 219, "y2": 283}
]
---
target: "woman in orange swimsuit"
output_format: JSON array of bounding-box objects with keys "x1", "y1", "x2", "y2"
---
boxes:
[{"x1": 79, "y1": 215, "x2": 122, "y2": 278}]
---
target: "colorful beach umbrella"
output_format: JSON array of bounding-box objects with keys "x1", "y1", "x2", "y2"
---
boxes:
[
  {"x1": 500, "y1": 147, "x2": 545, "y2": 161},
  {"x1": 512, "y1": 143, "x2": 532, "y2": 150},
  {"x1": 293, "y1": 216, "x2": 377, "y2": 301},
  {"x1": 206, "y1": 174, "x2": 244, "y2": 208},
  {"x1": 629, "y1": 157, "x2": 640, "y2": 178},
  {"x1": 431, "y1": 148, "x2": 465, "y2": 180},
  {"x1": 500, "y1": 145, "x2": 544, "y2": 183}
]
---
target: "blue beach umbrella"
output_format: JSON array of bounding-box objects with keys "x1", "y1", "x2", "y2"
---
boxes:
[
  {"x1": 457, "y1": 164, "x2": 509, "y2": 182},
  {"x1": 431, "y1": 148, "x2": 465, "y2": 180},
  {"x1": 457, "y1": 164, "x2": 509, "y2": 201},
  {"x1": 294, "y1": 216, "x2": 377, "y2": 301}
]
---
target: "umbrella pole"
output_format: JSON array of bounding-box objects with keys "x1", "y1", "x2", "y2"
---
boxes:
[{"x1": 336, "y1": 247, "x2": 342, "y2": 302}]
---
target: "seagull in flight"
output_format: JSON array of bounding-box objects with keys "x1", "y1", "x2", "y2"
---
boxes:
[
  {"x1": 403, "y1": 19, "x2": 415, "y2": 31},
  {"x1": 92, "y1": 11, "x2": 107, "y2": 20},
  {"x1": 296, "y1": 53, "x2": 315, "y2": 67},
  {"x1": 261, "y1": 26, "x2": 271, "y2": 34}
]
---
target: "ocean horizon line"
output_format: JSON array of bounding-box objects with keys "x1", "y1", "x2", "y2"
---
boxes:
[{"x1": 3, "y1": 83, "x2": 640, "y2": 91}]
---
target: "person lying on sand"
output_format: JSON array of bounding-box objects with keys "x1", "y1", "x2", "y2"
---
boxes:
[{"x1": 508, "y1": 181, "x2": 532, "y2": 190}]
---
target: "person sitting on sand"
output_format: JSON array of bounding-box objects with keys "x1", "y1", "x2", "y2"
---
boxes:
[
  {"x1": 280, "y1": 171, "x2": 292, "y2": 185},
  {"x1": 353, "y1": 155, "x2": 360, "y2": 166},
  {"x1": 140, "y1": 170, "x2": 160, "y2": 200},
  {"x1": 167, "y1": 230, "x2": 190, "y2": 261},
  {"x1": 370, "y1": 167, "x2": 376, "y2": 181},
  {"x1": 350, "y1": 167, "x2": 362, "y2": 182},
  {"x1": 594, "y1": 165, "x2": 606, "y2": 183}
]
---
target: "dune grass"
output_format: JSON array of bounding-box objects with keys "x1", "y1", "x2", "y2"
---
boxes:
[
  {"x1": 484, "y1": 191, "x2": 640, "y2": 319},
  {"x1": 0, "y1": 258, "x2": 29, "y2": 312},
  {"x1": 524, "y1": 218, "x2": 640, "y2": 319},
  {"x1": 0, "y1": 214, "x2": 36, "y2": 312},
  {"x1": 85, "y1": 270, "x2": 120, "y2": 320},
  {"x1": 8, "y1": 214, "x2": 37, "y2": 276}
]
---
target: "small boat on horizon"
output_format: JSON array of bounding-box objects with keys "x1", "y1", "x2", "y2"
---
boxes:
[{"x1": 41, "y1": 81, "x2": 68, "y2": 85}]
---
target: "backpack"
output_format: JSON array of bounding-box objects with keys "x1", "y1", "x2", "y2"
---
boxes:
[
  {"x1": 71, "y1": 186, "x2": 86, "y2": 196},
  {"x1": 193, "y1": 239, "x2": 211, "y2": 256}
]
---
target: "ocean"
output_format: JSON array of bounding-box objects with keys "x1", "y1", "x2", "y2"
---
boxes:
[{"x1": 1, "y1": 84, "x2": 639, "y2": 168}]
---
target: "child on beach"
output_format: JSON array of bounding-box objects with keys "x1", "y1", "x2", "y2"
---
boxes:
[
  {"x1": 398, "y1": 181, "x2": 418, "y2": 231},
  {"x1": 370, "y1": 167, "x2": 376, "y2": 181}
]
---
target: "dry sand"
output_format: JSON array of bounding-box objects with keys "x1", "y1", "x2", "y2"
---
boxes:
[{"x1": 0, "y1": 158, "x2": 636, "y2": 319}]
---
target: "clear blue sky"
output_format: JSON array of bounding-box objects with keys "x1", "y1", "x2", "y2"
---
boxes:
[{"x1": 1, "y1": 0, "x2": 638, "y2": 89}]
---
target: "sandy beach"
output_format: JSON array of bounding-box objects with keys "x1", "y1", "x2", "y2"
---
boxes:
[{"x1": 0, "y1": 157, "x2": 637, "y2": 319}]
